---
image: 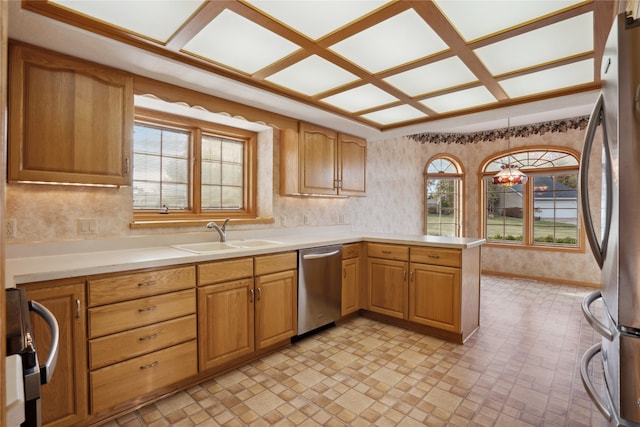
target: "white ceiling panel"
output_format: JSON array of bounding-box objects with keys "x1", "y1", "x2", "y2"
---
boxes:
[
  {"x1": 383, "y1": 57, "x2": 477, "y2": 96},
  {"x1": 500, "y1": 59, "x2": 594, "y2": 98},
  {"x1": 361, "y1": 105, "x2": 428, "y2": 125},
  {"x1": 321, "y1": 84, "x2": 398, "y2": 112},
  {"x1": 329, "y1": 9, "x2": 448, "y2": 73},
  {"x1": 421, "y1": 86, "x2": 498, "y2": 113}
]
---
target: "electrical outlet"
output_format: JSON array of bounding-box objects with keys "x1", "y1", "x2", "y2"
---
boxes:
[
  {"x1": 303, "y1": 215, "x2": 309, "y2": 225},
  {"x1": 78, "y1": 218, "x2": 98, "y2": 236},
  {"x1": 280, "y1": 216, "x2": 287, "y2": 226},
  {"x1": 5, "y1": 219, "x2": 17, "y2": 239},
  {"x1": 338, "y1": 214, "x2": 346, "y2": 224}
]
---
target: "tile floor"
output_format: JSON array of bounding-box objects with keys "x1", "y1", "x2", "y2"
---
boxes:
[{"x1": 104, "y1": 275, "x2": 605, "y2": 426}]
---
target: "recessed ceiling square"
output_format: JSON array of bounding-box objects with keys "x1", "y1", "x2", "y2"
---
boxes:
[
  {"x1": 329, "y1": 9, "x2": 447, "y2": 73},
  {"x1": 384, "y1": 57, "x2": 477, "y2": 97},
  {"x1": 183, "y1": 9, "x2": 300, "y2": 74},
  {"x1": 266, "y1": 55, "x2": 358, "y2": 96},
  {"x1": 433, "y1": 0, "x2": 584, "y2": 41},
  {"x1": 50, "y1": 0, "x2": 205, "y2": 42},
  {"x1": 361, "y1": 105, "x2": 427, "y2": 125},
  {"x1": 244, "y1": 0, "x2": 390, "y2": 40},
  {"x1": 321, "y1": 84, "x2": 398, "y2": 113},
  {"x1": 421, "y1": 86, "x2": 497, "y2": 113},
  {"x1": 474, "y1": 12, "x2": 593, "y2": 75},
  {"x1": 500, "y1": 59, "x2": 594, "y2": 98}
]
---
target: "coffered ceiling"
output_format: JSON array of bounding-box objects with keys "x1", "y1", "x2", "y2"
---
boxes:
[{"x1": 18, "y1": 0, "x2": 616, "y2": 133}]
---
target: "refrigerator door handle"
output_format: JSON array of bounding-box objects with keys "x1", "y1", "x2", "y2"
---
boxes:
[
  {"x1": 29, "y1": 300, "x2": 59, "y2": 385},
  {"x1": 580, "y1": 343, "x2": 613, "y2": 422},
  {"x1": 581, "y1": 291, "x2": 615, "y2": 341},
  {"x1": 579, "y1": 92, "x2": 612, "y2": 269}
]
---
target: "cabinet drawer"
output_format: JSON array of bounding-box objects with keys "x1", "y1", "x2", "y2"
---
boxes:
[
  {"x1": 410, "y1": 247, "x2": 461, "y2": 268},
  {"x1": 88, "y1": 266, "x2": 195, "y2": 306},
  {"x1": 198, "y1": 257, "x2": 253, "y2": 286},
  {"x1": 367, "y1": 243, "x2": 409, "y2": 261},
  {"x1": 342, "y1": 243, "x2": 361, "y2": 259},
  {"x1": 89, "y1": 314, "x2": 196, "y2": 370},
  {"x1": 254, "y1": 251, "x2": 297, "y2": 276},
  {"x1": 90, "y1": 340, "x2": 197, "y2": 414},
  {"x1": 88, "y1": 289, "x2": 195, "y2": 338}
]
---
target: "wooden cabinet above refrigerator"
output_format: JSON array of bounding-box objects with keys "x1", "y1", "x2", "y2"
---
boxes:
[
  {"x1": 8, "y1": 42, "x2": 133, "y2": 186},
  {"x1": 280, "y1": 121, "x2": 366, "y2": 197}
]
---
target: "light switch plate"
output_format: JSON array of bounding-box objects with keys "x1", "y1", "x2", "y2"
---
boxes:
[{"x1": 78, "y1": 218, "x2": 98, "y2": 236}]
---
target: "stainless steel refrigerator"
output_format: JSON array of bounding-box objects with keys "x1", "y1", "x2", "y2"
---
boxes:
[{"x1": 580, "y1": 11, "x2": 640, "y2": 427}]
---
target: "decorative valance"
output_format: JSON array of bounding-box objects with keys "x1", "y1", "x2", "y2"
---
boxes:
[{"x1": 407, "y1": 115, "x2": 590, "y2": 145}]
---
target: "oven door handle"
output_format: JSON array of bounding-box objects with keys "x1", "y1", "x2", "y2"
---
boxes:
[
  {"x1": 302, "y1": 250, "x2": 341, "y2": 260},
  {"x1": 29, "y1": 300, "x2": 59, "y2": 385},
  {"x1": 581, "y1": 291, "x2": 614, "y2": 341},
  {"x1": 580, "y1": 342, "x2": 613, "y2": 422}
]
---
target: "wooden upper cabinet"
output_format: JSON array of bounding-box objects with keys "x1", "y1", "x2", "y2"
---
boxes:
[
  {"x1": 8, "y1": 42, "x2": 133, "y2": 186},
  {"x1": 338, "y1": 132, "x2": 366, "y2": 196},
  {"x1": 280, "y1": 121, "x2": 366, "y2": 197}
]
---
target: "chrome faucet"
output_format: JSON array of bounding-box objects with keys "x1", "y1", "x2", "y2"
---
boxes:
[{"x1": 206, "y1": 218, "x2": 230, "y2": 242}]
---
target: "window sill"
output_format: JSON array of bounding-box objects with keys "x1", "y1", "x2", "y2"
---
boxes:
[
  {"x1": 484, "y1": 241, "x2": 585, "y2": 253},
  {"x1": 130, "y1": 216, "x2": 275, "y2": 229}
]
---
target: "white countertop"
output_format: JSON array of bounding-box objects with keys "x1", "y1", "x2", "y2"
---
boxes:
[{"x1": 5, "y1": 228, "x2": 484, "y2": 287}]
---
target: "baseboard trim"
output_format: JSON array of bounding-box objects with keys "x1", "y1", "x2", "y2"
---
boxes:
[{"x1": 481, "y1": 270, "x2": 600, "y2": 288}]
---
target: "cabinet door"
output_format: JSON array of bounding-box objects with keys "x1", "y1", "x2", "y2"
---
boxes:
[
  {"x1": 8, "y1": 43, "x2": 132, "y2": 185},
  {"x1": 367, "y1": 258, "x2": 407, "y2": 319},
  {"x1": 338, "y1": 133, "x2": 366, "y2": 196},
  {"x1": 409, "y1": 263, "x2": 461, "y2": 332},
  {"x1": 298, "y1": 122, "x2": 338, "y2": 195},
  {"x1": 255, "y1": 270, "x2": 297, "y2": 349},
  {"x1": 342, "y1": 257, "x2": 360, "y2": 316},
  {"x1": 198, "y1": 279, "x2": 254, "y2": 371},
  {"x1": 21, "y1": 282, "x2": 88, "y2": 427}
]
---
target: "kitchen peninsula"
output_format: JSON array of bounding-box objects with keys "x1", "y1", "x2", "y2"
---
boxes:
[{"x1": 5, "y1": 229, "x2": 483, "y2": 426}]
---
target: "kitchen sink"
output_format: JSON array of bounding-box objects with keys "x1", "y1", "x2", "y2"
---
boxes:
[{"x1": 172, "y1": 239, "x2": 283, "y2": 254}]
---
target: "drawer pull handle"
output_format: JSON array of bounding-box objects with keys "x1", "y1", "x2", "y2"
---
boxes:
[
  {"x1": 138, "y1": 280, "x2": 157, "y2": 287},
  {"x1": 256, "y1": 287, "x2": 262, "y2": 301},
  {"x1": 249, "y1": 288, "x2": 254, "y2": 303},
  {"x1": 140, "y1": 361, "x2": 159, "y2": 370},
  {"x1": 138, "y1": 305, "x2": 157, "y2": 313},
  {"x1": 428, "y1": 255, "x2": 440, "y2": 259},
  {"x1": 343, "y1": 268, "x2": 347, "y2": 279},
  {"x1": 382, "y1": 250, "x2": 392, "y2": 254},
  {"x1": 139, "y1": 333, "x2": 158, "y2": 341}
]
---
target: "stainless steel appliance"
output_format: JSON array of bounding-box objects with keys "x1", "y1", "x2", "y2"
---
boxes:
[
  {"x1": 297, "y1": 244, "x2": 342, "y2": 336},
  {"x1": 5, "y1": 288, "x2": 59, "y2": 427},
  {"x1": 580, "y1": 11, "x2": 640, "y2": 427}
]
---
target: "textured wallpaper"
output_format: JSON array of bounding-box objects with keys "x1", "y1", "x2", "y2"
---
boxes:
[{"x1": 5, "y1": 125, "x2": 601, "y2": 285}]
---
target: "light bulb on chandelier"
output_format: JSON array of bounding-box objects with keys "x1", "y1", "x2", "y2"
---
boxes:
[{"x1": 493, "y1": 118, "x2": 527, "y2": 186}]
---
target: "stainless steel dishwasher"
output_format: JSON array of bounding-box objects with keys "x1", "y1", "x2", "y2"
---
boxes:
[{"x1": 297, "y1": 244, "x2": 343, "y2": 336}]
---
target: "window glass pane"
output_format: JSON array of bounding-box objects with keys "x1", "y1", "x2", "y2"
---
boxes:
[
  {"x1": 202, "y1": 162, "x2": 221, "y2": 185},
  {"x1": 426, "y1": 177, "x2": 460, "y2": 237},
  {"x1": 201, "y1": 135, "x2": 245, "y2": 210},
  {"x1": 485, "y1": 178, "x2": 524, "y2": 242},
  {"x1": 222, "y1": 164, "x2": 243, "y2": 186},
  {"x1": 133, "y1": 182, "x2": 160, "y2": 209},
  {"x1": 222, "y1": 186, "x2": 242, "y2": 209},
  {"x1": 533, "y1": 174, "x2": 578, "y2": 246},
  {"x1": 133, "y1": 123, "x2": 190, "y2": 210},
  {"x1": 202, "y1": 185, "x2": 222, "y2": 209},
  {"x1": 427, "y1": 158, "x2": 457, "y2": 174},
  {"x1": 222, "y1": 140, "x2": 244, "y2": 163},
  {"x1": 202, "y1": 136, "x2": 222, "y2": 161}
]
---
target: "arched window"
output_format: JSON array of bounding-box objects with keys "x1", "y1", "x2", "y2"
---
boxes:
[
  {"x1": 425, "y1": 155, "x2": 463, "y2": 237},
  {"x1": 482, "y1": 148, "x2": 580, "y2": 248}
]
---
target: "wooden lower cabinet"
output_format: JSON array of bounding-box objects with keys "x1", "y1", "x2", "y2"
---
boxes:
[
  {"x1": 367, "y1": 257, "x2": 407, "y2": 319},
  {"x1": 87, "y1": 266, "x2": 197, "y2": 416},
  {"x1": 198, "y1": 279, "x2": 255, "y2": 371},
  {"x1": 90, "y1": 341, "x2": 197, "y2": 414},
  {"x1": 341, "y1": 243, "x2": 361, "y2": 316},
  {"x1": 19, "y1": 281, "x2": 88, "y2": 427},
  {"x1": 197, "y1": 252, "x2": 297, "y2": 372},
  {"x1": 255, "y1": 269, "x2": 297, "y2": 349},
  {"x1": 409, "y1": 263, "x2": 461, "y2": 332}
]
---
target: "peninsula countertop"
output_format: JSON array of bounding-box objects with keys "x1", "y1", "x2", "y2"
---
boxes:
[{"x1": 5, "y1": 228, "x2": 485, "y2": 286}]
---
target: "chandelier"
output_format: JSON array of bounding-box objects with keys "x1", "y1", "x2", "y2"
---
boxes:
[{"x1": 493, "y1": 119, "x2": 528, "y2": 186}]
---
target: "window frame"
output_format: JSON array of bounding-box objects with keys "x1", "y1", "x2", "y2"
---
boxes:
[
  {"x1": 480, "y1": 146, "x2": 583, "y2": 252},
  {"x1": 132, "y1": 107, "x2": 257, "y2": 227},
  {"x1": 424, "y1": 154, "x2": 464, "y2": 237}
]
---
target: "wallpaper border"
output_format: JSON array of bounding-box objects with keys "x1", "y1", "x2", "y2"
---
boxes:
[{"x1": 407, "y1": 115, "x2": 590, "y2": 145}]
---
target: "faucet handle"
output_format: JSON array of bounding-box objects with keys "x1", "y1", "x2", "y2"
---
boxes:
[{"x1": 221, "y1": 218, "x2": 230, "y2": 231}]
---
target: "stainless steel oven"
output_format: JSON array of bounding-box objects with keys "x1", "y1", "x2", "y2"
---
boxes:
[{"x1": 5, "y1": 288, "x2": 59, "y2": 427}]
